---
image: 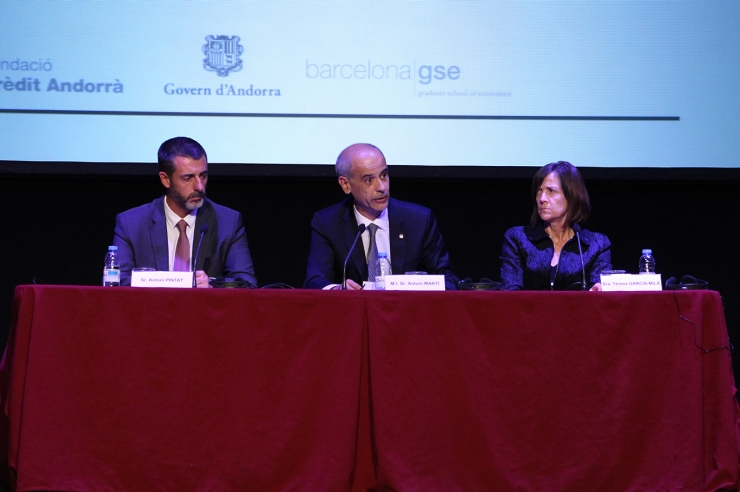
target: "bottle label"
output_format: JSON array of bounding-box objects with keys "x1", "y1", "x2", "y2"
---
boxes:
[{"x1": 103, "y1": 268, "x2": 120, "y2": 284}]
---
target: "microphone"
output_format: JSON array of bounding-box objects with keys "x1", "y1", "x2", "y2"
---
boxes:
[
  {"x1": 342, "y1": 224, "x2": 366, "y2": 290},
  {"x1": 573, "y1": 223, "x2": 586, "y2": 291},
  {"x1": 192, "y1": 224, "x2": 209, "y2": 287}
]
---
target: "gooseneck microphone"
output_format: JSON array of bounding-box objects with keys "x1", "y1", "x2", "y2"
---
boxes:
[
  {"x1": 192, "y1": 224, "x2": 209, "y2": 287},
  {"x1": 342, "y1": 224, "x2": 367, "y2": 290},
  {"x1": 573, "y1": 223, "x2": 586, "y2": 291}
]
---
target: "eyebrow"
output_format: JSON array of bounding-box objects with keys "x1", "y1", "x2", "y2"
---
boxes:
[
  {"x1": 366, "y1": 167, "x2": 388, "y2": 177},
  {"x1": 360, "y1": 166, "x2": 388, "y2": 180}
]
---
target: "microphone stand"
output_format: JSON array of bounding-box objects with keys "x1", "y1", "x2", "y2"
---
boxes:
[
  {"x1": 573, "y1": 223, "x2": 586, "y2": 291},
  {"x1": 343, "y1": 224, "x2": 366, "y2": 290},
  {"x1": 192, "y1": 225, "x2": 209, "y2": 288}
]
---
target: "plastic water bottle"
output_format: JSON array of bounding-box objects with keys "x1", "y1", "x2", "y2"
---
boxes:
[
  {"x1": 375, "y1": 252, "x2": 392, "y2": 290},
  {"x1": 103, "y1": 245, "x2": 120, "y2": 286},
  {"x1": 638, "y1": 249, "x2": 656, "y2": 274}
]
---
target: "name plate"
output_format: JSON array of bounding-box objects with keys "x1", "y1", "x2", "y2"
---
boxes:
[
  {"x1": 131, "y1": 271, "x2": 193, "y2": 288},
  {"x1": 601, "y1": 273, "x2": 662, "y2": 292},
  {"x1": 384, "y1": 274, "x2": 445, "y2": 291}
]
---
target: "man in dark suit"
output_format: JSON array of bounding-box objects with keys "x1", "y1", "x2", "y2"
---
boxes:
[
  {"x1": 113, "y1": 137, "x2": 256, "y2": 287},
  {"x1": 304, "y1": 143, "x2": 457, "y2": 290}
]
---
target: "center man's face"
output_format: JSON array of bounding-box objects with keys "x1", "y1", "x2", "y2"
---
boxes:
[
  {"x1": 159, "y1": 155, "x2": 208, "y2": 217},
  {"x1": 339, "y1": 148, "x2": 390, "y2": 220}
]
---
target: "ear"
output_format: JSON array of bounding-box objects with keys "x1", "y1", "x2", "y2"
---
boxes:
[
  {"x1": 159, "y1": 171, "x2": 171, "y2": 189},
  {"x1": 338, "y1": 176, "x2": 351, "y2": 195}
]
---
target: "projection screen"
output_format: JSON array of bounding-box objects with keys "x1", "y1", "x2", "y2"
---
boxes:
[{"x1": 1, "y1": 1, "x2": 738, "y2": 169}]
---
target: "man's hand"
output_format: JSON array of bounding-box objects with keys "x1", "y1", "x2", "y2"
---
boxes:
[
  {"x1": 345, "y1": 279, "x2": 363, "y2": 290},
  {"x1": 195, "y1": 270, "x2": 212, "y2": 288},
  {"x1": 324, "y1": 279, "x2": 362, "y2": 290},
  {"x1": 330, "y1": 279, "x2": 363, "y2": 290}
]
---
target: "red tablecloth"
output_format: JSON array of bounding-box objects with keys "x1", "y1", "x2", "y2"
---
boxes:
[{"x1": 1, "y1": 286, "x2": 738, "y2": 491}]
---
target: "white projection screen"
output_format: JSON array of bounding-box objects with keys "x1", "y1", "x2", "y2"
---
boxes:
[{"x1": 1, "y1": 1, "x2": 739, "y2": 170}]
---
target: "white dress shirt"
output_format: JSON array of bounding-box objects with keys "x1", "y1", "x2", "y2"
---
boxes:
[
  {"x1": 163, "y1": 198, "x2": 197, "y2": 271},
  {"x1": 353, "y1": 206, "x2": 392, "y2": 267}
]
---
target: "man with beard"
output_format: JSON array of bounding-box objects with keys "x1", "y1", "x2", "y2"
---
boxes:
[
  {"x1": 112, "y1": 137, "x2": 256, "y2": 287},
  {"x1": 304, "y1": 143, "x2": 458, "y2": 290}
]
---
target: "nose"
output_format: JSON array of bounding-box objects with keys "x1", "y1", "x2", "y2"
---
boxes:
[
  {"x1": 194, "y1": 177, "x2": 205, "y2": 192},
  {"x1": 377, "y1": 178, "x2": 388, "y2": 193}
]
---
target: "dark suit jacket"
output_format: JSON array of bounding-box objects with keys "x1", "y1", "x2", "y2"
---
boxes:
[
  {"x1": 113, "y1": 196, "x2": 256, "y2": 286},
  {"x1": 304, "y1": 197, "x2": 458, "y2": 289}
]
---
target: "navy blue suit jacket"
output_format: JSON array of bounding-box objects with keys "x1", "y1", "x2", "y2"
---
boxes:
[
  {"x1": 304, "y1": 197, "x2": 458, "y2": 289},
  {"x1": 113, "y1": 196, "x2": 256, "y2": 286}
]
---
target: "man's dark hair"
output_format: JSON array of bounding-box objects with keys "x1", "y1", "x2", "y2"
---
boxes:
[
  {"x1": 530, "y1": 161, "x2": 591, "y2": 227},
  {"x1": 158, "y1": 137, "x2": 208, "y2": 175}
]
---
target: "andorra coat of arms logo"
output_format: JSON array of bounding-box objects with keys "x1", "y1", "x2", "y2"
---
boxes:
[{"x1": 202, "y1": 35, "x2": 244, "y2": 77}]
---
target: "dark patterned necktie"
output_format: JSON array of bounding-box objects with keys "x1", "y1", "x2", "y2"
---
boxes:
[
  {"x1": 366, "y1": 223, "x2": 379, "y2": 281},
  {"x1": 173, "y1": 220, "x2": 190, "y2": 271}
]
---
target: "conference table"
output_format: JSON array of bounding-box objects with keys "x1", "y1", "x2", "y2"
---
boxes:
[{"x1": 1, "y1": 285, "x2": 738, "y2": 491}]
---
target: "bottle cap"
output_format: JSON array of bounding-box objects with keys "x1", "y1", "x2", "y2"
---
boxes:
[
  {"x1": 641, "y1": 249, "x2": 652, "y2": 255},
  {"x1": 378, "y1": 252, "x2": 387, "y2": 258},
  {"x1": 108, "y1": 245, "x2": 118, "y2": 251}
]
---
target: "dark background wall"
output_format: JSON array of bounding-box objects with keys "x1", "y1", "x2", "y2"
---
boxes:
[{"x1": 1, "y1": 168, "x2": 738, "y2": 382}]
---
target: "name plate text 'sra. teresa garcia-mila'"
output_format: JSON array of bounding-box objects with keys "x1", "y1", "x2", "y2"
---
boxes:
[{"x1": 600, "y1": 273, "x2": 662, "y2": 292}]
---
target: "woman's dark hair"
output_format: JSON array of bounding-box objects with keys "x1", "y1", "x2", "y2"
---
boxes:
[{"x1": 530, "y1": 161, "x2": 590, "y2": 227}]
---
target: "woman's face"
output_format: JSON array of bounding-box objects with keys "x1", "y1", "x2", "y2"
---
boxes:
[{"x1": 536, "y1": 172, "x2": 569, "y2": 225}]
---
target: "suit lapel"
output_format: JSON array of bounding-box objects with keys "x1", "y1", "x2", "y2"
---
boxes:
[
  {"x1": 150, "y1": 196, "x2": 169, "y2": 271},
  {"x1": 389, "y1": 200, "x2": 406, "y2": 274}
]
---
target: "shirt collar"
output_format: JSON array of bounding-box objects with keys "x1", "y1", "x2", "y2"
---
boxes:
[
  {"x1": 525, "y1": 221, "x2": 549, "y2": 242},
  {"x1": 525, "y1": 221, "x2": 591, "y2": 245},
  {"x1": 163, "y1": 196, "x2": 198, "y2": 230},
  {"x1": 353, "y1": 205, "x2": 389, "y2": 232}
]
